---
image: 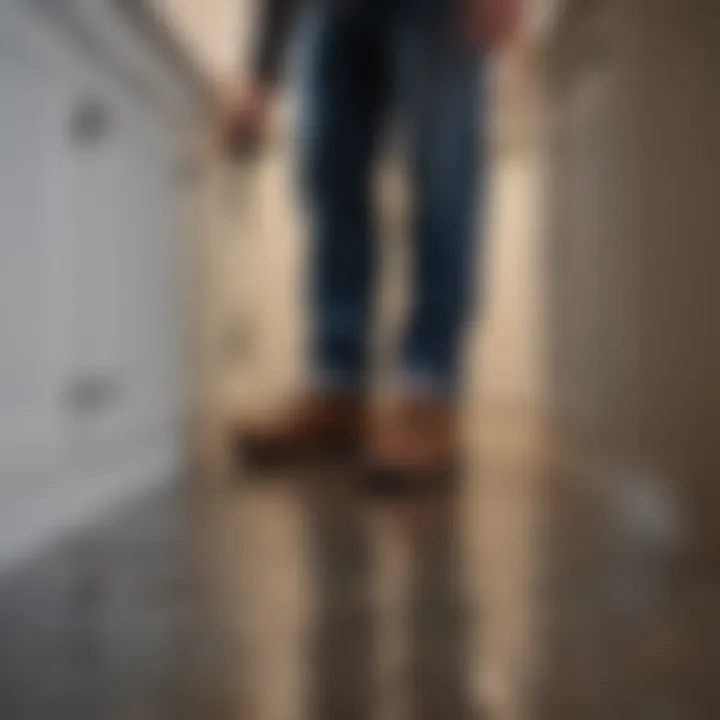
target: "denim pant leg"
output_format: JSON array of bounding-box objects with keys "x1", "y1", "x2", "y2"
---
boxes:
[
  {"x1": 299, "y1": 5, "x2": 389, "y2": 391},
  {"x1": 395, "y1": 0, "x2": 487, "y2": 397}
]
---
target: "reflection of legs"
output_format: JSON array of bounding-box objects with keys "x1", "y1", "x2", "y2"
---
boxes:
[
  {"x1": 396, "y1": 0, "x2": 487, "y2": 396},
  {"x1": 302, "y1": 7, "x2": 389, "y2": 391},
  {"x1": 411, "y1": 515, "x2": 471, "y2": 720},
  {"x1": 310, "y1": 504, "x2": 372, "y2": 720}
]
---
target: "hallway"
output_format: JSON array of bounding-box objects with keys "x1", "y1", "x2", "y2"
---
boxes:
[
  {"x1": 2, "y1": 96, "x2": 712, "y2": 720},
  {"x1": 2, "y1": 2, "x2": 720, "y2": 718}
]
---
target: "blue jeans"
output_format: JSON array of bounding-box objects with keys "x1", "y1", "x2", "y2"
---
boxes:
[{"x1": 299, "y1": 0, "x2": 486, "y2": 396}]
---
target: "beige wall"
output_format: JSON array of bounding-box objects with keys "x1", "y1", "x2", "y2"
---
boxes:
[
  {"x1": 152, "y1": 0, "x2": 247, "y2": 79},
  {"x1": 547, "y1": 0, "x2": 720, "y2": 493}
]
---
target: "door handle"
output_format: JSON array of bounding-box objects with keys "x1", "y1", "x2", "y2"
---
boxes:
[
  {"x1": 70, "y1": 96, "x2": 112, "y2": 145},
  {"x1": 66, "y1": 374, "x2": 121, "y2": 417}
]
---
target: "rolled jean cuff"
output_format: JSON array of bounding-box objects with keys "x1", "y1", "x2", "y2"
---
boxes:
[
  {"x1": 397, "y1": 365, "x2": 460, "y2": 402},
  {"x1": 310, "y1": 366, "x2": 366, "y2": 396}
]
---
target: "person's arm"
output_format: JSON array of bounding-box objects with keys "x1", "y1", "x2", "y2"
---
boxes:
[
  {"x1": 250, "y1": 0, "x2": 300, "y2": 86},
  {"x1": 220, "y1": 0, "x2": 299, "y2": 154}
]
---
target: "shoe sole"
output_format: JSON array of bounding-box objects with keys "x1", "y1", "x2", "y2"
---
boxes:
[
  {"x1": 234, "y1": 436, "x2": 362, "y2": 478},
  {"x1": 362, "y1": 459, "x2": 461, "y2": 499}
]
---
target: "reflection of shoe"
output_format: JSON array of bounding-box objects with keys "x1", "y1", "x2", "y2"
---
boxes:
[
  {"x1": 235, "y1": 392, "x2": 366, "y2": 471},
  {"x1": 365, "y1": 397, "x2": 460, "y2": 495}
]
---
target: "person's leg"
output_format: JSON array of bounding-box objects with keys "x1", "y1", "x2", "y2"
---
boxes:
[
  {"x1": 237, "y1": 4, "x2": 390, "y2": 470},
  {"x1": 299, "y1": 3, "x2": 390, "y2": 392},
  {"x1": 365, "y1": 0, "x2": 487, "y2": 489},
  {"x1": 395, "y1": 0, "x2": 487, "y2": 398}
]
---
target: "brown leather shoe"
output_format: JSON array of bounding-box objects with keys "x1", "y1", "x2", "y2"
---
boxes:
[
  {"x1": 236, "y1": 393, "x2": 366, "y2": 471},
  {"x1": 365, "y1": 396, "x2": 461, "y2": 495}
]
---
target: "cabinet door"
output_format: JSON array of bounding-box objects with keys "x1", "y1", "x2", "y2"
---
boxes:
[
  {"x1": 0, "y1": 53, "x2": 69, "y2": 481},
  {"x1": 64, "y1": 75, "x2": 137, "y2": 458},
  {"x1": 65, "y1": 72, "x2": 188, "y2": 459}
]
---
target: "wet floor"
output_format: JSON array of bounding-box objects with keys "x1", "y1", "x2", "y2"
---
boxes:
[
  {"x1": 0, "y1": 412, "x2": 538, "y2": 720},
  {"x1": 2, "y1": 406, "x2": 718, "y2": 720}
]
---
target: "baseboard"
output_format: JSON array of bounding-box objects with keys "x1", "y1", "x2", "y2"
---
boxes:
[{"x1": 0, "y1": 436, "x2": 185, "y2": 573}]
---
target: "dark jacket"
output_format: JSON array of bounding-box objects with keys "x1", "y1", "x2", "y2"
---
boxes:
[{"x1": 252, "y1": 0, "x2": 300, "y2": 84}]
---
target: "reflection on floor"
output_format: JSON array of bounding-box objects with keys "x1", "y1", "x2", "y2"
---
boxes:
[
  {"x1": 0, "y1": 412, "x2": 540, "y2": 720},
  {"x1": 2, "y1": 407, "x2": 717, "y2": 720}
]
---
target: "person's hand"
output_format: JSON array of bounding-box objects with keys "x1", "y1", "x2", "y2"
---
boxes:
[
  {"x1": 463, "y1": 0, "x2": 522, "y2": 51},
  {"x1": 218, "y1": 81, "x2": 274, "y2": 159}
]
